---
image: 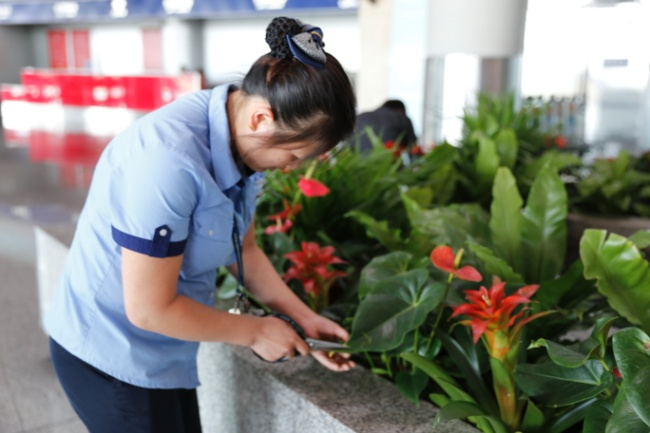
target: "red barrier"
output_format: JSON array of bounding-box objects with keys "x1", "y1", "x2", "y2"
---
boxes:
[{"x1": 1, "y1": 69, "x2": 200, "y2": 188}]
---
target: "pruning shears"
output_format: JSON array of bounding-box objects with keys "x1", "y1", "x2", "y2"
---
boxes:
[{"x1": 230, "y1": 301, "x2": 349, "y2": 363}]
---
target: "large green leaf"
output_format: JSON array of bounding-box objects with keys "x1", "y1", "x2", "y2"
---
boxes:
[
  {"x1": 438, "y1": 329, "x2": 499, "y2": 416},
  {"x1": 395, "y1": 368, "x2": 429, "y2": 404},
  {"x1": 612, "y1": 328, "x2": 650, "y2": 425},
  {"x1": 520, "y1": 168, "x2": 568, "y2": 283},
  {"x1": 348, "y1": 270, "x2": 445, "y2": 351},
  {"x1": 581, "y1": 230, "x2": 650, "y2": 334},
  {"x1": 475, "y1": 135, "x2": 501, "y2": 197},
  {"x1": 546, "y1": 399, "x2": 597, "y2": 433},
  {"x1": 434, "y1": 401, "x2": 509, "y2": 433},
  {"x1": 467, "y1": 241, "x2": 524, "y2": 283},
  {"x1": 529, "y1": 317, "x2": 618, "y2": 368},
  {"x1": 583, "y1": 399, "x2": 613, "y2": 433},
  {"x1": 401, "y1": 194, "x2": 490, "y2": 252},
  {"x1": 521, "y1": 399, "x2": 546, "y2": 433},
  {"x1": 606, "y1": 383, "x2": 650, "y2": 433},
  {"x1": 494, "y1": 128, "x2": 518, "y2": 170},
  {"x1": 346, "y1": 210, "x2": 405, "y2": 252},
  {"x1": 628, "y1": 230, "x2": 650, "y2": 250},
  {"x1": 535, "y1": 259, "x2": 595, "y2": 309},
  {"x1": 515, "y1": 360, "x2": 613, "y2": 406},
  {"x1": 490, "y1": 167, "x2": 523, "y2": 270},
  {"x1": 356, "y1": 251, "x2": 413, "y2": 300}
]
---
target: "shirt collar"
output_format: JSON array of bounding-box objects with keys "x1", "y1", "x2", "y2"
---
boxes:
[{"x1": 208, "y1": 84, "x2": 242, "y2": 191}]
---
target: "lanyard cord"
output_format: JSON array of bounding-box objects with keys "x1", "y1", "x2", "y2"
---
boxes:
[{"x1": 231, "y1": 214, "x2": 245, "y2": 290}]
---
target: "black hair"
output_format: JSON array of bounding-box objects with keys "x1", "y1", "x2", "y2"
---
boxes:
[
  {"x1": 240, "y1": 17, "x2": 357, "y2": 157},
  {"x1": 382, "y1": 99, "x2": 407, "y2": 113}
]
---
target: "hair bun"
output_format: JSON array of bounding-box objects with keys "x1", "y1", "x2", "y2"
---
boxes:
[{"x1": 266, "y1": 17, "x2": 303, "y2": 59}]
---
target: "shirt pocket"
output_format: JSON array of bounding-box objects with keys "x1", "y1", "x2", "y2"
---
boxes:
[{"x1": 182, "y1": 208, "x2": 233, "y2": 277}]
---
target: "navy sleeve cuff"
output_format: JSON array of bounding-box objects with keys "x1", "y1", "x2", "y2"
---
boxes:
[{"x1": 112, "y1": 225, "x2": 187, "y2": 258}]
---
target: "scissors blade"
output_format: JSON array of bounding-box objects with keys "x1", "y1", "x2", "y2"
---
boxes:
[{"x1": 305, "y1": 338, "x2": 350, "y2": 352}]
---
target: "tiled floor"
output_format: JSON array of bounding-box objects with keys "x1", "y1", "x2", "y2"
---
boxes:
[{"x1": 0, "y1": 134, "x2": 87, "y2": 432}]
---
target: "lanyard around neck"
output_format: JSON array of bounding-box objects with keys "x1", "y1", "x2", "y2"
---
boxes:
[{"x1": 229, "y1": 213, "x2": 251, "y2": 315}]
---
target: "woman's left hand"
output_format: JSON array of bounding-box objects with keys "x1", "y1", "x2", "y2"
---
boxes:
[{"x1": 300, "y1": 313, "x2": 356, "y2": 372}]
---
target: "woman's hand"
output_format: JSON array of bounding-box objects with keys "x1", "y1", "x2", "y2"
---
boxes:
[
  {"x1": 249, "y1": 315, "x2": 310, "y2": 363},
  {"x1": 299, "y1": 314, "x2": 356, "y2": 372}
]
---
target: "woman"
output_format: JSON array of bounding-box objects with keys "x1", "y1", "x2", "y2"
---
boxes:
[{"x1": 45, "y1": 16, "x2": 357, "y2": 433}]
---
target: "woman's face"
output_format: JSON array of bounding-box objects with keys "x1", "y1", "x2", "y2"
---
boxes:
[{"x1": 236, "y1": 136, "x2": 319, "y2": 172}]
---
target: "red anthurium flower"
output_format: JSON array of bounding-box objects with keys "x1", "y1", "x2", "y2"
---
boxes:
[
  {"x1": 409, "y1": 145, "x2": 424, "y2": 156},
  {"x1": 555, "y1": 135, "x2": 567, "y2": 149},
  {"x1": 430, "y1": 246, "x2": 482, "y2": 282},
  {"x1": 613, "y1": 367, "x2": 623, "y2": 379},
  {"x1": 298, "y1": 177, "x2": 330, "y2": 197},
  {"x1": 450, "y1": 281, "x2": 551, "y2": 361},
  {"x1": 266, "y1": 202, "x2": 301, "y2": 221},
  {"x1": 283, "y1": 242, "x2": 347, "y2": 298},
  {"x1": 264, "y1": 201, "x2": 301, "y2": 235},
  {"x1": 264, "y1": 218, "x2": 293, "y2": 235}
]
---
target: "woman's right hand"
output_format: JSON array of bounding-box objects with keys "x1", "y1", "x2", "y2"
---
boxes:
[{"x1": 249, "y1": 315, "x2": 310, "y2": 362}]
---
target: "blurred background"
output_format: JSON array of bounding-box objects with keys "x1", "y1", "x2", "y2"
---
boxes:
[{"x1": 1, "y1": 0, "x2": 649, "y2": 194}]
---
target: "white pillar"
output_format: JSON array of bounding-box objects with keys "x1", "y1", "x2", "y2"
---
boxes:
[
  {"x1": 423, "y1": 0, "x2": 528, "y2": 146},
  {"x1": 356, "y1": 0, "x2": 393, "y2": 113}
]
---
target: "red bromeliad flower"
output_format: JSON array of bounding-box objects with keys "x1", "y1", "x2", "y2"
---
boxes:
[
  {"x1": 430, "y1": 246, "x2": 482, "y2": 282},
  {"x1": 283, "y1": 242, "x2": 347, "y2": 297},
  {"x1": 450, "y1": 281, "x2": 551, "y2": 361},
  {"x1": 264, "y1": 201, "x2": 301, "y2": 235},
  {"x1": 298, "y1": 177, "x2": 330, "y2": 197}
]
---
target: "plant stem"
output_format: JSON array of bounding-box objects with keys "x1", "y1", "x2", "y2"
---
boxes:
[{"x1": 424, "y1": 273, "x2": 454, "y2": 355}]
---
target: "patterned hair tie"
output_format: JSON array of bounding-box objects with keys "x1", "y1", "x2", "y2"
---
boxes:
[{"x1": 266, "y1": 17, "x2": 327, "y2": 70}]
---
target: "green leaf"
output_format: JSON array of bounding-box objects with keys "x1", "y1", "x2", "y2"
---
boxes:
[
  {"x1": 434, "y1": 401, "x2": 510, "y2": 433},
  {"x1": 346, "y1": 210, "x2": 405, "y2": 252},
  {"x1": 606, "y1": 383, "x2": 650, "y2": 433},
  {"x1": 216, "y1": 269, "x2": 239, "y2": 300},
  {"x1": 547, "y1": 398, "x2": 597, "y2": 433},
  {"x1": 520, "y1": 168, "x2": 568, "y2": 283},
  {"x1": 490, "y1": 167, "x2": 523, "y2": 270},
  {"x1": 583, "y1": 399, "x2": 613, "y2": 433},
  {"x1": 429, "y1": 393, "x2": 450, "y2": 408},
  {"x1": 395, "y1": 368, "x2": 428, "y2": 404},
  {"x1": 438, "y1": 329, "x2": 499, "y2": 416},
  {"x1": 400, "y1": 352, "x2": 467, "y2": 400},
  {"x1": 535, "y1": 259, "x2": 595, "y2": 308},
  {"x1": 475, "y1": 136, "x2": 501, "y2": 197},
  {"x1": 348, "y1": 270, "x2": 445, "y2": 351},
  {"x1": 521, "y1": 399, "x2": 546, "y2": 433},
  {"x1": 403, "y1": 186, "x2": 434, "y2": 209},
  {"x1": 625, "y1": 367, "x2": 650, "y2": 427},
  {"x1": 357, "y1": 251, "x2": 413, "y2": 300},
  {"x1": 612, "y1": 327, "x2": 650, "y2": 425},
  {"x1": 494, "y1": 128, "x2": 518, "y2": 170},
  {"x1": 515, "y1": 360, "x2": 613, "y2": 406},
  {"x1": 628, "y1": 230, "x2": 650, "y2": 250},
  {"x1": 529, "y1": 317, "x2": 617, "y2": 368},
  {"x1": 581, "y1": 230, "x2": 650, "y2": 335},
  {"x1": 467, "y1": 241, "x2": 525, "y2": 283},
  {"x1": 400, "y1": 195, "x2": 491, "y2": 252}
]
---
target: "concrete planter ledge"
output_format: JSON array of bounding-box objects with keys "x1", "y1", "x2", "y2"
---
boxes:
[
  {"x1": 197, "y1": 341, "x2": 477, "y2": 433},
  {"x1": 35, "y1": 224, "x2": 478, "y2": 433}
]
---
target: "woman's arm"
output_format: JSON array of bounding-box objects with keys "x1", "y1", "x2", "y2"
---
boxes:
[{"x1": 121, "y1": 248, "x2": 309, "y2": 362}]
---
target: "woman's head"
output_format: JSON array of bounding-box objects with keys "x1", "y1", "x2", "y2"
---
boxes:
[{"x1": 240, "y1": 17, "x2": 356, "y2": 160}]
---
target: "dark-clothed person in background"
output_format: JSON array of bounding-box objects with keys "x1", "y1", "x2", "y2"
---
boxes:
[{"x1": 354, "y1": 99, "x2": 417, "y2": 152}]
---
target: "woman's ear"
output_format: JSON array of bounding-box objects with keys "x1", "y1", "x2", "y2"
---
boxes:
[{"x1": 249, "y1": 102, "x2": 275, "y2": 133}]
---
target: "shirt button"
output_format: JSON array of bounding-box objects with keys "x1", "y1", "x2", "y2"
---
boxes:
[
  {"x1": 208, "y1": 229, "x2": 214, "y2": 237},
  {"x1": 159, "y1": 228, "x2": 168, "y2": 237}
]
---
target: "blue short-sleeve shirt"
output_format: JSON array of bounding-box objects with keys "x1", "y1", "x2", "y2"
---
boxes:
[{"x1": 44, "y1": 84, "x2": 265, "y2": 389}]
